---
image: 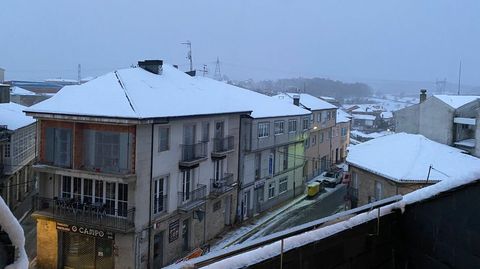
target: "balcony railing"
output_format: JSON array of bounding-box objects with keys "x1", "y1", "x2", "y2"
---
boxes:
[
  {"x1": 212, "y1": 136, "x2": 234, "y2": 156},
  {"x1": 210, "y1": 173, "x2": 235, "y2": 196},
  {"x1": 180, "y1": 142, "x2": 208, "y2": 166},
  {"x1": 178, "y1": 184, "x2": 206, "y2": 211},
  {"x1": 33, "y1": 196, "x2": 135, "y2": 233}
]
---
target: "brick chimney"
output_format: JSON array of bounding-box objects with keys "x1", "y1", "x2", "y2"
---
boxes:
[
  {"x1": 0, "y1": 84, "x2": 10, "y2": 103},
  {"x1": 138, "y1": 60, "x2": 163, "y2": 75},
  {"x1": 293, "y1": 94, "x2": 300, "y2": 106},
  {"x1": 420, "y1": 89, "x2": 427, "y2": 103}
]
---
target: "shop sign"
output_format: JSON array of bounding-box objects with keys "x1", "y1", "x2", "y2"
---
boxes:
[
  {"x1": 56, "y1": 223, "x2": 114, "y2": 240},
  {"x1": 168, "y1": 219, "x2": 179, "y2": 243}
]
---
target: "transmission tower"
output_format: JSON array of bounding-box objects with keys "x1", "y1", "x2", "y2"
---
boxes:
[
  {"x1": 181, "y1": 41, "x2": 193, "y2": 71},
  {"x1": 214, "y1": 57, "x2": 222, "y2": 80}
]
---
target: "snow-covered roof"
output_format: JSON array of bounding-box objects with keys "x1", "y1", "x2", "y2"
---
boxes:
[
  {"x1": 350, "y1": 130, "x2": 393, "y2": 139},
  {"x1": 10, "y1": 86, "x2": 36, "y2": 96},
  {"x1": 380, "y1": 111, "x2": 393, "y2": 119},
  {"x1": 336, "y1": 109, "x2": 351, "y2": 124},
  {"x1": 273, "y1": 93, "x2": 337, "y2": 111},
  {"x1": 0, "y1": 102, "x2": 35, "y2": 130},
  {"x1": 434, "y1": 95, "x2": 480, "y2": 109},
  {"x1": 347, "y1": 133, "x2": 480, "y2": 183},
  {"x1": 453, "y1": 117, "x2": 476, "y2": 125},
  {"x1": 26, "y1": 65, "x2": 310, "y2": 120},
  {"x1": 352, "y1": 114, "x2": 376, "y2": 121}
]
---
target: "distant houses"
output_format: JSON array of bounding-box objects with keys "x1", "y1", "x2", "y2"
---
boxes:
[{"x1": 394, "y1": 90, "x2": 480, "y2": 157}]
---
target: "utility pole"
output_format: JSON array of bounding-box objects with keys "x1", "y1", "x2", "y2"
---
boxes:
[
  {"x1": 77, "y1": 64, "x2": 81, "y2": 84},
  {"x1": 457, "y1": 60, "x2": 462, "y2": 95},
  {"x1": 181, "y1": 41, "x2": 193, "y2": 71},
  {"x1": 214, "y1": 57, "x2": 221, "y2": 80}
]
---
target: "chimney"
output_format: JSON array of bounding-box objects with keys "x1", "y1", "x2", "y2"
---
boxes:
[
  {"x1": 0, "y1": 84, "x2": 10, "y2": 103},
  {"x1": 293, "y1": 94, "x2": 300, "y2": 106},
  {"x1": 420, "y1": 89, "x2": 427, "y2": 103},
  {"x1": 173, "y1": 65, "x2": 179, "y2": 69},
  {"x1": 138, "y1": 60, "x2": 163, "y2": 75}
]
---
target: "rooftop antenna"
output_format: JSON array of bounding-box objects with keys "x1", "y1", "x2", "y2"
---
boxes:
[
  {"x1": 457, "y1": 60, "x2": 462, "y2": 95},
  {"x1": 77, "y1": 64, "x2": 81, "y2": 84},
  {"x1": 214, "y1": 57, "x2": 221, "y2": 80},
  {"x1": 181, "y1": 41, "x2": 193, "y2": 71}
]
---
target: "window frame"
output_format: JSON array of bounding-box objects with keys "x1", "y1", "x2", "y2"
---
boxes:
[
  {"x1": 274, "y1": 120, "x2": 285, "y2": 135},
  {"x1": 158, "y1": 126, "x2": 170, "y2": 152},
  {"x1": 279, "y1": 177, "x2": 288, "y2": 194},
  {"x1": 257, "y1": 122, "x2": 270, "y2": 138},
  {"x1": 288, "y1": 119, "x2": 297, "y2": 133}
]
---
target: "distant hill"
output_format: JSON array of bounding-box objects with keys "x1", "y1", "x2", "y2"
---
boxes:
[{"x1": 229, "y1": 77, "x2": 372, "y2": 100}]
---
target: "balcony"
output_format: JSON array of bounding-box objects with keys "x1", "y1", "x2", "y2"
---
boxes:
[
  {"x1": 32, "y1": 196, "x2": 135, "y2": 233},
  {"x1": 179, "y1": 142, "x2": 208, "y2": 168},
  {"x1": 210, "y1": 173, "x2": 236, "y2": 197},
  {"x1": 212, "y1": 136, "x2": 235, "y2": 158},
  {"x1": 178, "y1": 184, "x2": 206, "y2": 212}
]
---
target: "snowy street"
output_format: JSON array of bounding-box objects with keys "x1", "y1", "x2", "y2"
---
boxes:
[{"x1": 211, "y1": 184, "x2": 347, "y2": 250}]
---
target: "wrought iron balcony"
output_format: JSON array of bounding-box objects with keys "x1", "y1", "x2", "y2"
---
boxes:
[
  {"x1": 33, "y1": 196, "x2": 135, "y2": 233},
  {"x1": 180, "y1": 142, "x2": 208, "y2": 167},
  {"x1": 212, "y1": 136, "x2": 235, "y2": 157},
  {"x1": 210, "y1": 173, "x2": 236, "y2": 197},
  {"x1": 178, "y1": 184, "x2": 206, "y2": 211}
]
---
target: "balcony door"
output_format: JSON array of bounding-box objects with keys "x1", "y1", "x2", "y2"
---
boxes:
[
  {"x1": 213, "y1": 160, "x2": 223, "y2": 184},
  {"x1": 182, "y1": 170, "x2": 192, "y2": 202},
  {"x1": 183, "y1": 125, "x2": 196, "y2": 160}
]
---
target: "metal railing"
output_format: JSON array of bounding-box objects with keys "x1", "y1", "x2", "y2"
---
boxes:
[
  {"x1": 213, "y1": 136, "x2": 234, "y2": 153},
  {"x1": 178, "y1": 184, "x2": 207, "y2": 210},
  {"x1": 181, "y1": 142, "x2": 207, "y2": 163},
  {"x1": 210, "y1": 173, "x2": 235, "y2": 195},
  {"x1": 33, "y1": 196, "x2": 135, "y2": 232}
]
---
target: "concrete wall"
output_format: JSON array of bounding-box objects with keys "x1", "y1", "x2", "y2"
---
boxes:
[
  {"x1": 419, "y1": 97, "x2": 454, "y2": 145},
  {"x1": 394, "y1": 103, "x2": 420, "y2": 134}
]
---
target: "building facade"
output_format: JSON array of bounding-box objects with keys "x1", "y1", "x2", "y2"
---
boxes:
[
  {"x1": 330, "y1": 110, "x2": 351, "y2": 164},
  {"x1": 25, "y1": 61, "x2": 264, "y2": 268}
]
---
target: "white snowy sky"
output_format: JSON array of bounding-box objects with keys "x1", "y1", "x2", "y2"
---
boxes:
[{"x1": 1, "y1": 0, "x2": 480, "y2": 85}]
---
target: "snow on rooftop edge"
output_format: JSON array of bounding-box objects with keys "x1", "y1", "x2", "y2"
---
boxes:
[
  {"x1": 273, "y1": 93, "x2": 337, "y2": 111},
  {"x1": 0, "y1": 196, "x2": 29, "y2": 269},
  {"x1": 169, "y1": 172, "x2": 480, "y2": 269},
  {"x1": 0, "y1": 102, "x2": 35, "y2": 130},
  {"x1": 434, "y1": 95, "x2": 480, "y2": 109}
]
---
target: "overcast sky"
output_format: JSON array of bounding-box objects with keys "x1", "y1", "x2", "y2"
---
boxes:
[{"x1": 1, "y1": 0, "x2": 479, "y2": 86}]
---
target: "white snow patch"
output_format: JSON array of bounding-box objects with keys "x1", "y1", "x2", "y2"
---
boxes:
[
  {"x1": 0, "y1": 196, "x2": 28, "y2": 269},
  {"x1": 0, "y1": 102, "x2": 35, "y2": 130},
  {"x1": 273, "y1": 93, "x2": 337, "y2": 111},
  {"x1": 352, "y1": 114, "x2": 376, "y2": 121},
  {"x1": 453, "y1": 117, "x2": 476, "y2": 125},
  {"x1": 434, "y1": 95, "x2": 480, "y2": 109},
  {"x1": 454, "y1": 138, "x2": 475, "y2": 148},
  {"x1": 10, "y1": 87, "x2": 36, "y2": 96}
]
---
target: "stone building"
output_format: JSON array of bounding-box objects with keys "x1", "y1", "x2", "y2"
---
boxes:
[
  {"x1": 331, "y1": 109, "x2": 351, "y2": 163},
  {"x1": 346, "y1": 133, "x2": 480, "y2": 207}
]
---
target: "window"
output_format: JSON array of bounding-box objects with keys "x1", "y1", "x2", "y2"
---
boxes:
[
  {"x1": 352, "y1": 172, "x2": 358, "y2": 189},
  {"x1": 73, "y1": 177, "x2": 82, "y2": 200},
  {"x1": 302, "y1": 117, "x2": 309, "y2": 130},
  {"x1": 182, "y1": 170, "x2": 193, "y2": 202},
  {"x1": 320, "y1": 132, "x2": 324, "y2": 143},
  {"x1": 279, "y1": 177, "x2": 288, "y2": 194},
  {"x1": 268, "y1": 183, "x2": 275, "y2": 199},
  {"x1": 327, "y1": 111, "x2": 331, "y2": 120},
  {"x1": 154, "y1": 177, "x2": 166, "y2": 214},
  {"x1": 200, "y1": 122, "x2": 209, "y2": 142},
  {"x1": 317, "y1": 112, "x2": 321, "y2": 122},
  {"x1": 83, "y1": 179, "x2": 93, "y2": 204},
  {"x1": 45, "y1": 127, "x2": 72, "y2": 167},
  {"x1": 341, "y1": 127, "x2": 347, "y2": 137},
  {"x1": 105, "y1": 182, "x2": 116, "y2": 215},
  {"x1": 84, "y1": 130, "x2": 131, "y2": 173},
  {"x1": 213, "y1": 201, "x2": 221, "y2": 212},
  {"x1": 288, "y1": 119, "x2": 297, "y2": 133},
  {"x1": 311, "y1": 135, "x2": 316, "y2": 145},
  {"x1": 95, "y1": 180, "x2": 104, "y2": 203},
  {"x1": 61, "y1": 176, "x2": 72, "y2": 198},
  {"x1": 274, "y1": 120, "x2": 284, "y2": 135},
  {"x1": 159, "y1": 127, "x2": 170, "y2": 151},
  {"x1": 118, "y1": 183, "x2": 128, "y2": 217},
  {"x1": 4, "y1": 144, "x2": 10, "y2": 158},
  {"x1": 254, "y1": 153, "x2": 261, "y2": 179},
  {"x1": 374, "y1": 181, "x2": 382, "y2": 201},
  {"x1": 310, "y1": 114, "x2": 314, "y2": 122},
  {"x1": 268, "y1": 153, "x2": 274, "y2": 176},
  {"x1": 282, "y1": 146, "x2": 288, "y2": 171},
  {"x1": 258, "y1": 122, "x2": 270, "y2": 138},
  {"x1": 304, "y1": 137, "x2": 310, "y2": 148}
]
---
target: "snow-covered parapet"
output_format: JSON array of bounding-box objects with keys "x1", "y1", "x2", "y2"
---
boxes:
[{"x1": 0, "y1": 196, "x2": 28, "y2": 269}]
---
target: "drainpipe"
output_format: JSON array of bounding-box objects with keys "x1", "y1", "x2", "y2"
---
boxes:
[
  {"x1": 236, "y1": 116, "x2": 245, "y2": 223},
  {"x1": 147, "y1": 124, "x2": 155, "y2": 269}
]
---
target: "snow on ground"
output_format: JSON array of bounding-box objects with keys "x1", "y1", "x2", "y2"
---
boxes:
[
  {"x1": 0, "y1": 196, "x2": 28, "y2": 269},
  {"x1": 347, "y1": 133, "x2": 480, "y2": 183}
]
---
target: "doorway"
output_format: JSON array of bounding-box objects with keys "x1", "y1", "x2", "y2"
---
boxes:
[{"x1": 153, "y1": 232, "x2": 164, "y2": 268}]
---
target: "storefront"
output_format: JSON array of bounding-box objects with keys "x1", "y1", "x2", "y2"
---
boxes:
[{"x1": 57, "y1": 223, "x2": 115, "y2": 269}]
